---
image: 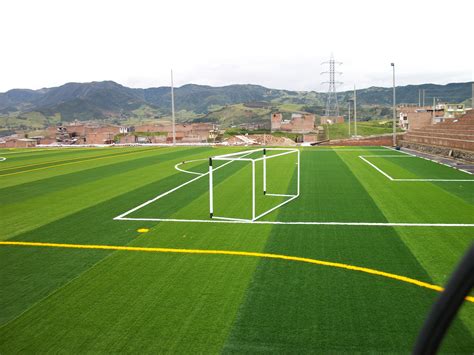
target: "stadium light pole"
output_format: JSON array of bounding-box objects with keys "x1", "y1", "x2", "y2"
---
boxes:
[
  {"x1": 391, "y1": 63, "x2": 396, "y2": 147},
  {"x1": 171, "y1": 69, "x2": 176, "y2": 145}
]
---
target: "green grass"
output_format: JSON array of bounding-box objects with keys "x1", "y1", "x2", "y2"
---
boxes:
[
  {"x1": 326, "y1": 120, "x2": 404, "y2": 140},
  {"x1": 0, "y1": 146, "x2": 473, "y2": 353}
]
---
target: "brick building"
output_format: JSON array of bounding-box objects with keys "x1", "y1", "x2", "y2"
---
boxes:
[
  {"x1": 398, "y1": 106, "x2": 444, "y2": 130},
  {"x1": 1, "y1": 138, "x2": 37, "y2": 148},
  {"x1": 271, "y1": 113, "x2": 315, "y2": 133},
  {"x1": 121, "y1": 122, "x2": 215, "y2": 144}
]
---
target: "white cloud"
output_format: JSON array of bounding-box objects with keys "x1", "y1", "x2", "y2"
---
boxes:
[{"x1": 0, "y1": 0, "x2": 472, "y2": 92}]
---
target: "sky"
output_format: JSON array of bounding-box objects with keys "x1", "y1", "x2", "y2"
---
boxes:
[{"x1": 0, "y1": 0, "x2": 473, "y2": 93}]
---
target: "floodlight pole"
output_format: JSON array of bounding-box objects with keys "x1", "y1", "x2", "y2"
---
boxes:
[
  {"x1": 263, "y1": 148, "x2": 267, "y2": 195},
  {"x1": 209, "y1": 158, "x2": 213, "y2": 218},
  {"x1": 391, "y1": 63, "x2": 396, "y2": 146},
  {"x1": 171, "y1": 69, "x2": 176, "y2": 146}
]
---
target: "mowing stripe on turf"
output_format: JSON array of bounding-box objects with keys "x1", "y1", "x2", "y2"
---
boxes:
[
  {"x1": 1, "y1": 241, "x2": 472, "y2": 303},
  {"x1": 0, "y1": 148, "x2": 159, "y2": 177},
  {"x1": 0, "y1": 148, "x2": 129, "y2": 171}
]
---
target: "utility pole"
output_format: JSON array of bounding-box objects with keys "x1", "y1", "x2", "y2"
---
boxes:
[
  {"x1": 391, "y1": 63, "x2": 396, "y2": 147},
  {"x1": 418, "y1": 89, "x2": 421, "y2": 107},
  {"x1": 422, "y1": 89, "x2": 426, "y2": 107},
  {"x1": 432, "y1": 97, "x2": 436, "y2": 124},
  {"x1": 348, "y1": 99, "x2": 351, "y2": 137},
  {"x1": 171, "y1": 69, "x2": 176, "y2": 145},
  {"x1": 354, "y1": 85, "x2": 357, "y2": 137}
]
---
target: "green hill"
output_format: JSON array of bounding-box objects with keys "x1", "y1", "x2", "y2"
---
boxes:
[{"x1": 0, "y1": 80, "x2": 471, "y2": 131}]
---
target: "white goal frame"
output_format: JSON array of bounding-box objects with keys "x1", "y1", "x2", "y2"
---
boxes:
[{"x1": 209, "y1": 148, "x2": 300, "y2": 222}]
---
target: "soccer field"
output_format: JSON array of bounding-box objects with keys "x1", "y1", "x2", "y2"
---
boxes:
[{"x1": 0, "y1": 146, "x2": 473, "y2": 352}]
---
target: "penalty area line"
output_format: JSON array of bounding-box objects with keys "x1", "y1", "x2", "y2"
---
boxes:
[
  {"x1": 1, "y1": 240, "x2": 472, "y2": 303},
  {"x1": 113, "y1": 217, "x2": 474, "y2": 227}
]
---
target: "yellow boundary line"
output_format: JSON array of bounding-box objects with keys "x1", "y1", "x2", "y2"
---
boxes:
[
  {"x1": 1, "y1": 241, "x2": 472, "y2": 303},
  {"x1": 0, "y1": 148, "x2": 159, "y2": 177}
]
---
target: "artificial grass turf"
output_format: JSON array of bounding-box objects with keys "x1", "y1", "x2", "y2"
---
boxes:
[
  {"x1": 0, "y1": 147, "x2": 184, "y2": 190},
  {"x1": 337, "y1": 149, "x2": 474, "y2": 224},
  {"x1": 3, "y1": 148, "x2": 274, "y2": 351},
  {"x1": 361, "y1": 154, "x2": 474, "y2": 181},
  {"x1": 0, "y1": 147, "x2": 133, "y2": 170},
  {"x1": 0, "y1": 146, "x2": 255, "y2": 324},
  {"x1": 130, "y1": 150, "x2": 297, "y2": 221},
  {"x1": 0, "y1": 146, "x2": 473, "y2": 352},
  {"x1": 0, "y1": 250, "x2": 265, "y2": 353},
  {"x1": 223, "y1": 149, "x2": 473, "y2": 352},
  {"x1": 0, "y1": 147, "x2": 159, "y2": 177},
  {"x1": 0, "y1": 147, "x2": 212, "y2": 239}
]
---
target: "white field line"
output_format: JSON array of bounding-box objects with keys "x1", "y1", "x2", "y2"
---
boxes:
[
  {"x1": 213, "y1": 157, "x2": 254, "y2": 162},
  {"x1": 360, "y1": 155, "x2": 474, "y2": 182},
  {"x1": 253, "y1": 195, "x2": 299, "y2": 221},
  {"x1": 174, "y1": 159, "x2": 207, "y2": 176},
  {"x1": 116, "y1": 148, "x2": 300, "y2": 223},
  {"x1": 393, "y1": 178, "x2": 474, "y2": 182},
  {"x1": 115, "y1": 150, "x2": 255, "y2": 220},
  {"x1": 359, "y1": 156, "x2": 394, "y2": 181},
  {"x1": 266, "y1": 193, "x2": 295, "y2": 197},
  {"x1": 114, "y1": 217, "x2": 474, "y2": 227},
  {"x1": 253, "y1": 150, "x2": 297, "y2": 162},
  {"x1": 361, "y1": 155, "x2": 414, "y2": 158},
  {"x1": 388, "y1": 147, "x2": 474, "y2": 176},
  {"x1": 308, "y1": 149, "x2": 391, "y2": 152},
  {"x1": 213, "y1": 148, "x2": 261, "y2": 159},
  {"x1": 212, "y1": 215, "x2": 252, "y2": 222}
]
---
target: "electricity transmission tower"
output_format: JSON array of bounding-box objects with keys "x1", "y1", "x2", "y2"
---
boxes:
[{"x1": 321, "y1": 54, "x2": 343, "y2": 117}]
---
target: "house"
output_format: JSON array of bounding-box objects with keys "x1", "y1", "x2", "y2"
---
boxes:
[{"x1": 271, "y1": 113, "x2": 315, "y2": 133}]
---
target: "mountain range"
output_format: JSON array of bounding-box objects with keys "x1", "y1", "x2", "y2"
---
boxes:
[{"x1": 0, "y1": 80, "x2": 472, "y2": 130}]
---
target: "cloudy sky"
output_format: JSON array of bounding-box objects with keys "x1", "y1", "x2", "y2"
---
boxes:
[{"x1": 0, "y1": 0, "x2": 472, "y2": 93}]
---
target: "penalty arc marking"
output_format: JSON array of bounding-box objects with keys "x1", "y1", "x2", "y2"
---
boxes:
[{"x1": 1, "y1": 241, "x2": 473, "y2": 303}]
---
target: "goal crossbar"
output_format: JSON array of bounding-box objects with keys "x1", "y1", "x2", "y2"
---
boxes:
[{"x1": 209, "y1": 148, "x2": 300, "y2": 222}]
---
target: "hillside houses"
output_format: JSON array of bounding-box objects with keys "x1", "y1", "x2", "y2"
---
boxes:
[{"x1": 0, "y1": 122, "x2": 219, "y2": 147}]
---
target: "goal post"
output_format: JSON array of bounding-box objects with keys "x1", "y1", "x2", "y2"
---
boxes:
[{"x1": 209, "y1": 148, "x2": 300, "y2": 222}]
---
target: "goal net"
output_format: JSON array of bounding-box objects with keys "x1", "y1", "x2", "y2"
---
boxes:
[{"x1": 209, "y1": 148, "x2": 300, "y2": 222}]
